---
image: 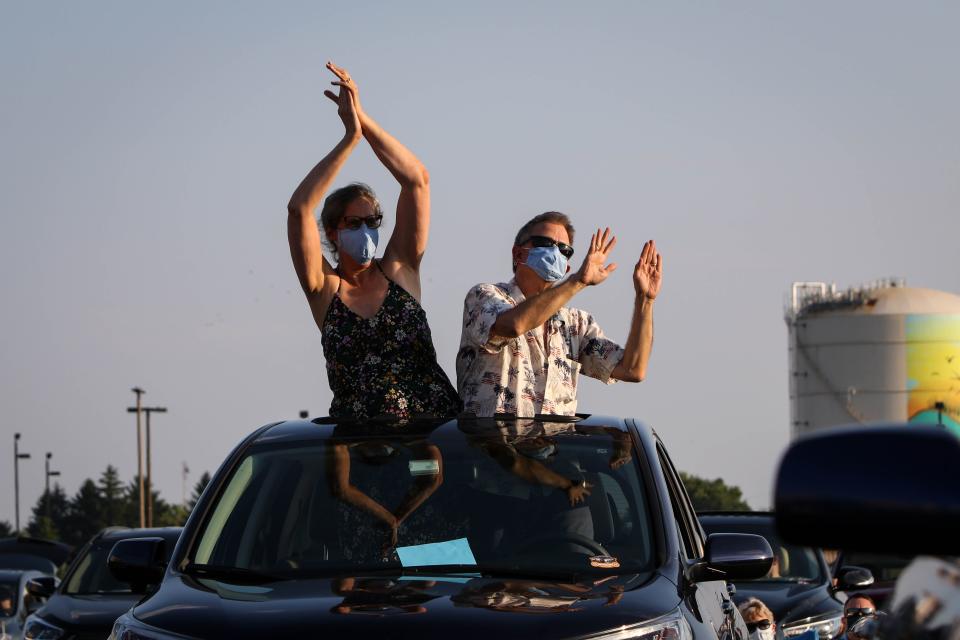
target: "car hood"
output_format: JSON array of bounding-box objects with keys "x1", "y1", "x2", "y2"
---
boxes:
[
  {"x1": 732, "y1": 580, "x2": 841, "y2": 624},
  {"x1": 132, "y1": 571, "x2": 679, "y2": 638},
  {"x1": 38, "y1": 592, "x2": 141, "y2": 629}
]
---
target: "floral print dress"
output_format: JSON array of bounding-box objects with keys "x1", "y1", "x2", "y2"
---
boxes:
[{"x1": 321, "y1": 265, "x2": 461, "y2": 420}]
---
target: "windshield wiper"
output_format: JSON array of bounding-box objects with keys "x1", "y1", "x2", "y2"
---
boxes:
[
  {"x1": 340, "y1": 564, "x2": 584, "y2": 582},
  {"x1": 182, "y1": 563, "x2": 289, "y2": 584}
]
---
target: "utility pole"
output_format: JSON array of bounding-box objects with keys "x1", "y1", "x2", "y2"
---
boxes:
[
  {"x1": 45, "y1": 453, "x2": 61, "y2": 522},
  {"x1": 141, "y1": 406, "x2": 166, "y2": 527},
  {"x1": 13, "y1": 433, "x2": 31, "y2": 534},
  {"x1": 129, "y1": 387, "x2": 145, "y2": 528}
]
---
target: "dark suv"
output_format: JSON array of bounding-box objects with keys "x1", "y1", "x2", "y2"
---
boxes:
[
  {"x1": 698, "y1": 512, "x2": 872, "y2": 639},
  {"x1": 107, "y1": 415, "x2": 773, "y2": 639},
  {"x1": 23, "y1": 526, "x2": 182, "y2": 640}
]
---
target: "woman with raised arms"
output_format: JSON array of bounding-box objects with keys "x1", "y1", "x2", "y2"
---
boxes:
[{"x1": 287, "y1": 62, "x2": 460, "y2": 420}]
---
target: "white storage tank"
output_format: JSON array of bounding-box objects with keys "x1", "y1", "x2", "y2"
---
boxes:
[{"x1": 786, "y1": 279, "x2": 960, "y2": 438}]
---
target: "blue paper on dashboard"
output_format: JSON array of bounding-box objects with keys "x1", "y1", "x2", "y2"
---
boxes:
[{"x1": 396, "y1": 538, "x2": 477, "y2": 567}]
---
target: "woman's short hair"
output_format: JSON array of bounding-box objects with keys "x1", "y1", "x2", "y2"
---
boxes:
[
  {"x1": 318, "y1": 183, "x2": 383, "y2": 255},
  {"x1": 738, "y1": 597, "x2": 774, "y2": 622},
  {"x1": 512, "y1": 211, "x2": 576, "y2": 272}
]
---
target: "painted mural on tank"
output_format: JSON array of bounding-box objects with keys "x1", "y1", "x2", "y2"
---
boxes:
[{"x1": 906, "y1": 314, "x2": 960, "y2": 437}]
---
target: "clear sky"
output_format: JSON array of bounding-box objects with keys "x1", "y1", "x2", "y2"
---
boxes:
[{"x1": 2, "y1": 1, "x2": 958, "y2": 521}]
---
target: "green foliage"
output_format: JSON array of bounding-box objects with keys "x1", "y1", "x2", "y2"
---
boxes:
[
  {"x1": 679, "y1": 472, "x2": 751, "y2": 512},
  {"x1": 27, "y1": 484, "x2": 69, "y2": 540},
  {"x1": 25, "y1": 465, "x2": 193, "y2": 546},
  {"x1": 188, "y1": 472, "x2": 211, "y2": 511},
  {"x1": 0, "y1": 521, "x2": 12, "y2": 537}
]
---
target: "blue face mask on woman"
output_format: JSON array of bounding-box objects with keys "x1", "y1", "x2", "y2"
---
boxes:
[
  {"x1": 338, "y1": 225, "x2": 379, "y2": 264},
  {"x1": 525, "y1": 246, "x2": 568, "y2": 282}
]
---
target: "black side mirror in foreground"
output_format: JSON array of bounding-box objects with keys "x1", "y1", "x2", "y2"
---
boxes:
[
  {"x1": 774, "y1": 424, "x2": 960, "y2": 555},
  {"x1": 108, "y1": 537, "x2": 167, "y2": 591},
  {"x1": 834, "y1": 565, "x2": 875, "y2": 592},
  {"x1": 690, "y1": 533, "x2": 773, "y2": 583},
  {"x1": 25, "y1": 576, "x2": 57, "y2": 599}
]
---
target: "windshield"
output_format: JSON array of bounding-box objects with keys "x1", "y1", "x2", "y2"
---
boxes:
[
  {"x1": 64, "y1": 542, "x2": 136, "y2": 595},
  {"x1": 191, "y1": 422, "x2": 655, "y2": 578},
  {"x1": 65, "y1": 537, "x2": 176, "y2": 595},
  {"x1": 702, "y1": 520, "x2": 824, "y2": 582}
]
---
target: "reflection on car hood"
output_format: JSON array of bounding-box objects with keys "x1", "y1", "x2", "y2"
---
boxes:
[
  {"x1": 38, "y1": 592, "x2": 142, "y2": 629},
  {"x1": 132, "y1": 571, "x2": 678, "y2": 638},
  {"x1": 732, "y1": 580, "x2": 840, "y2": 624}
]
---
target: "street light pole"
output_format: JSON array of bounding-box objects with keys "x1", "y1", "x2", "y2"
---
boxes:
[
  {"x1": 129, "y1": 387, "x2": 146, "y2": 528},
  {"x1": 141, "y1": 406, "x2": 167, "y2": 527},
  {"x1": 13, "y1": 433, "x2": 31, "y2": 534},
  {"x1": 45, "y1": 452, "x2": 61, "y2": 522}
]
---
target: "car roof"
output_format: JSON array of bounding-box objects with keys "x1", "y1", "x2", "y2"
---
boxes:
[
  {"x1": 0, "y1": 569, "x2": 34, "y2": 579},
  {"x1": 698, "y1": 511, "x2": 775, "y2": 525},
  {"x1": 97, "y1": 527, "x2": 183, "y2": 543},
  {"x1": 253, "y1": 414, "x2": 638, "y2": 445}
]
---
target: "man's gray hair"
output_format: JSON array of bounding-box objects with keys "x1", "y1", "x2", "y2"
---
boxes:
[{"x1": 511, "y1": 211, "x2": 576, "y2": 272}]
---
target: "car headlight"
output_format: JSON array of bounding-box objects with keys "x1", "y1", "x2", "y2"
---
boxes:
[
  {"x1": 584, "y1": 608, "x2": 693, "y2": 640},
  {"x1": 782, "y1": 613, "x2": 843, "y2": 639},
  {"x1": 109, "y1": 613, "x2": 194, "y2": 640},
  {"x1": 23, "y1": 615, "x2": 64, "y2": 640}
]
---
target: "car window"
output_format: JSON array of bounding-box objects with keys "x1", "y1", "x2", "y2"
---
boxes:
[
  {"x1": 64, "y1": 537, "x2": 178, "y2": 595},
  {"x1": 0, "y1": 578, "x2": 19, "y2": 617},
  {"x1": 657, "y1": 444, "x2": 704, "y2": 559},
  {"x1": 192, "y1": 426, "x2": 656, "y2": 576},
  {"x1": 701, "y1": 520, "x2": 824, "y2": 582},
  {"x1": 840, "y1": 551, "x2": 913, "y2": 582}
]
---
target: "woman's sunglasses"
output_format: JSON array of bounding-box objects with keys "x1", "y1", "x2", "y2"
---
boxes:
[
  {"x1": 342, "y1": 214, "x2": 384, "y2": 230},
  {"x1": 525, "y1": 235, "x2": 575, "y2": 259},
  {"x1": 745, "y1": 620, "x2": 772, "y2": 633}
]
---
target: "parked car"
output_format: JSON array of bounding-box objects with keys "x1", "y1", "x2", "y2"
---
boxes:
[
  {"x1": 699, "y1": 511, "x2": 873, "y2": 639},
  {"x1": 0, "y1": 569, "x2": 47, "y2": 639},
  {"x1": 0, "y1": 538, "x2": 72, "y2": 576},
  {"x1": 106, "y1": 415, "x2": 772, "y2": 639},
  {"x1": 22, "y1": 526, "x2": 182, "y2": 640},
  {"x1": 831, "y1": 551, "x2": 912, "y2": 610},
  {"x1": 775, "y1": 423, "x2": 960, "y2": 639}
]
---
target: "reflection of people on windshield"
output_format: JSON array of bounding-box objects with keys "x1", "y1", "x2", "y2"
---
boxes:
[
  {"x1": 465, "y1": 422, "x2": 635, "y2": 559},
  {"x1": 452, "y1": 576, "x2": 623, "y2": 614},
  {"x1": 330, "y1": 438, "x2": 444, "y2": 559},
  {"x1": 330, "y1": 577, "x2": 438, "y2": 616}
]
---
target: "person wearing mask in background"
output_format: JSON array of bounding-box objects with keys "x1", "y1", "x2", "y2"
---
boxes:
[
  {"x1": 838, "y1": 594, "x2": 878, "y2": 640},
  {"x1": 738, "y1": 598, "x2": 783, "y2": 640},
  {"x1": 457, "y1": 212, "x2": 662, "y2": 416},
  {"x1": 288, "y1": 62, "x2": 460, "y2": 420}
]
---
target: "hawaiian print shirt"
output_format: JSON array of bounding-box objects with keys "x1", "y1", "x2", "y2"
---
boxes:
[{"x1": 456, "y1": 279, "x2": 625, "y2": 417}]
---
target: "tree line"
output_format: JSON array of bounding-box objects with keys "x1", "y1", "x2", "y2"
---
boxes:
[
  {"x1": 0, "y1": 468, "x2": 748, "y2": 547},
  {"x1": 1, "y1": 466, "x2": 211, "y2": 547}
]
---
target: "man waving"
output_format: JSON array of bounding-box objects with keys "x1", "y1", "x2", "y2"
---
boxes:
[{"x1": 457, "y1": 211, "x2": 662, "y2": 417}]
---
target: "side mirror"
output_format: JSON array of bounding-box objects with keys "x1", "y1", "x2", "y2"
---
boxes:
[
  {"x1": 690, "y1": 533, "x2": 773, "y2": 583},
  {"x1": 835, "y1": 565, "x2": 874, "y2": 592},
  {"x1": 25, "y1": 576, "x2": 56, "y2": 599},
  {"x1": 108, "y1": 538, "x2": 167, "y2": 591},
  {"x1": 774, "y1": 425, "x2": 960, "y2": 555}
]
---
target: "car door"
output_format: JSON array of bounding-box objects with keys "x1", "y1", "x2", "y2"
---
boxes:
[{"x1": 657, "y1": 441, "x2": 742, "y2": 640}]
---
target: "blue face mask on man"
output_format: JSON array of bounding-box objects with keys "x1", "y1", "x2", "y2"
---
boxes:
[
  {"x1": 338, "y1": 225, "x2": 379, "y2": 264},
  {"x1": 525, "y1": 245, "x2": 568, "y2": 282}
]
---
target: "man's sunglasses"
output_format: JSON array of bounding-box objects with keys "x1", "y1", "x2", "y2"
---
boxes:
[
  {"x1": 846, "y1": 608, "x2": 876, "y2": 620},
  {"x1": 341, "y1": 214, "x2": 384, "y2": 230},
  {"x1": 745, "y1": 620, "x2": 772, "y2": 633},
  {"x1": 524, "y1": 235, "x2": 575, "y2": 259}
]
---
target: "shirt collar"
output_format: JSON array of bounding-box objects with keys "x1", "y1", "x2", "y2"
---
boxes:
[{"x1": 504, "y1": 278, "x2": 526, "y2": 303}]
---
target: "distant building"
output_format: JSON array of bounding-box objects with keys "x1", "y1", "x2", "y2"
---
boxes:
[{"x1": 786, "y1": 279, "x2": 960, "y2": 438}]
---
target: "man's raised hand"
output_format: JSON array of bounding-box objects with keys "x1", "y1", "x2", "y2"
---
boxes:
[
  {"x1": 634, "y1": 240, "x2": 663, "y2": 300},
  {"x1": 576, "y1": 228, "x2": 618, "y2": 287}
]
